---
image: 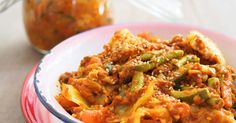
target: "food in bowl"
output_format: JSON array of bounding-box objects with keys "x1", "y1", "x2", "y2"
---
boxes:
[{"x1": 56, "y1": 29, "x2": 236, "y2": 123}]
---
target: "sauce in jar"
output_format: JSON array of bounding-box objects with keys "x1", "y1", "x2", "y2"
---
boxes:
[{"x1": 23, "y1": 0, "x2": 112, "y2": 53}]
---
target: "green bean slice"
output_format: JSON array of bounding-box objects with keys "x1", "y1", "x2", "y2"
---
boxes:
[
  {"x1": 171, "y1": 88, "x2": 210, "y2": 103},
  {"x1": 140, "y1": 53, "x2": 154, "y2": 61},
  {"x1": 157, "y1": 50, "x2": 184, "y2": 64},
  {"x1": 140, "y1": 50, "x2": 164, "y2": 61},
  {"x1": 135, "y1": 62, "x2": 156, "y2": 72},
  {"x1": 130, "y1": 71, "x2": 144, "y2": 92},
  {"x1": 175, "y1": 55, "x2": 200, "y2": 67},
  {"x1": 206, "y1": 97, "x2": 222, "y2": 106},
  {"x1": 207, "y1": 77, "x2": 220, "y2": 88}
]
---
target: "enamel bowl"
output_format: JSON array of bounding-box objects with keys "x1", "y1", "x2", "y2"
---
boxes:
[{"x1": 34, "y1": 22, "x2": 236, "y2": 123}]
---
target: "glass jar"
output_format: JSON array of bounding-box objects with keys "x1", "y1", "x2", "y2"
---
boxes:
[{"x1": 23, "y1": 0, "x2": 112, "y2": 54}]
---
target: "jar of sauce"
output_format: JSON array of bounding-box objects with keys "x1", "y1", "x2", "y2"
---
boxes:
[{"x1": 23, "y1": 0, "x2": 112, "y2": 54}]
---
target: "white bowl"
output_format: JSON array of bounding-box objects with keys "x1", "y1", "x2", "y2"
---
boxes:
[{"x1": 34, "y1": 22, "x2": 236, "y2": 123}]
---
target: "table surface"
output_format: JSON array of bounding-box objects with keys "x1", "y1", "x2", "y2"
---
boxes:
[{"x1": 0, "y1": 0, "x2": 236, "y2": 122}]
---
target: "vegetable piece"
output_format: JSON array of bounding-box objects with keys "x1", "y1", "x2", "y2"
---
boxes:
[
  {"x1": 116, "y1": 105, "x2": 129, "y2": 115},
  {"x1": 61, "y1": 83, "x2": 89, "y2": 109},
  {"x1": 130, "y1": 71, "x2": 144, "y2": 92},
  {"x1": 181, "y1": 86, "x2": 194, "y2": 90},
  {"x1": 140, "y1": 53, "x2": 154, "y2": 61},
  {"x1": 202, "y1": 74, "x2": 209, "y2": 82},
  {"x1": 175, "y1": 55, "x2": 200, "y2": 67},
  {"x1": 206, "y1": 97, "x2": 223, "y2": 106},
  {"x1": 207, "y1": 77, "x2": 220, "y2": 88},
  {"x1": 121, "y1": 80, "x2": 155, "y2": 123},
  {"x1": 186, "y1": 31, "x2": 226, "y2": 64},
  {"x1": 170, "y1": 88, "x2": 210, "y2": 104},
  {"x1": 135, "y1": 62, "x2": 156, "y2": 72},
  {"x1": 153, "y1": 50, "x2": 165, "y2": 56},
  {"x1": 157, "y1": 50, "x2": 184, "y2": 64},
  {"x1": 105, "y1": 62, "x2": 113, "y2": 75},
  {"x1": 132, "y1": 108, "x2": 146, "y2": 123},
  {"x1": 135, "y1": 50, "x2": 184, "y2": 72},
  {"x1": 140, "y1": 50, "x2": 164, "y2": 61},
  {"x1": 55, "y1": 94, "x2": 78, "y2": 109},
  {"x1": 131, "y1": 80, "x2": 154, "y2": 112},
  {"x1": 200, "y1": 65, "x2": 216, "y2": 76}
]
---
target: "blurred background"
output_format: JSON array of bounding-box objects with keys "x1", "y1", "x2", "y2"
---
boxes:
[{"x1": 0, "y1": 0, "x2": 236, "y2": 122}]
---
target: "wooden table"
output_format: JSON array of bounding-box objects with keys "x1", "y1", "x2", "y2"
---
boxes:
[{"x1": 0, "y1": 0, "x2": 235, "y2": 122}]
